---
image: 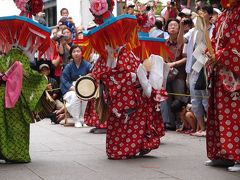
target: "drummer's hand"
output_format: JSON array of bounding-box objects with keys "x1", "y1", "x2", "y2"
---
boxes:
[
  {"x1": 86, "y1": 73, "x2": 93, "y2": 77},
  {"x1": 69, "y1": 87, "x2": 75, "y2": 91},
  {"x1": 46, "y1": 83, "x2": 52, "y2": 90}
]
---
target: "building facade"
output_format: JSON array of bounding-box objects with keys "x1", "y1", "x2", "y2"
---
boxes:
[{"x1": 43, "y1": 0, "x2": 121, "y2": 27}]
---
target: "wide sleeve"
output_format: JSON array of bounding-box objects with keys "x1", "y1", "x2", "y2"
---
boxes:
[
  {"x1": 216, "y1": 30, "x2": 240, "y2": 76},
  {"x1": 213, "y1": 7, "x2": 240, "y2": 76},
  {"x1": 86, "y1": 61, "x2": 92, "y2": 73},
  {"x1": 91, "y1": 57, "x2": 107, "y2": 81},
  {"x1": 22, "y1": 72, "x2": 48, "y2": 112},
  {"x1": 60, "y1": 64, "x2": 73, "y2": 95}
]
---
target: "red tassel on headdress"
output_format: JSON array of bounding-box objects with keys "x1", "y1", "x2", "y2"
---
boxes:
[
  {"x1": 133, "y1": 39, "x2": 173, "y2": 61},
  {"x1": 85, "y1": 15, "x2": 140, "y2": 59},
  {"x1": 0, "y1": 16, "x2": 56, "y2": 61}
]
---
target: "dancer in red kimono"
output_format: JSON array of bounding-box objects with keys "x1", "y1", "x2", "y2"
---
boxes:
[
  {"x1": 84, "y1": 0, "x2": 165, "y2": 159},
  {"x1": 90, "y1": 46, "x2": 165, "y2": 159},
  {"x1": 205, "y1": 0, "x2": 240, "y2": 172},
  {"x1": 84, "y1": 57, "x2": 107, "y2": 134}
]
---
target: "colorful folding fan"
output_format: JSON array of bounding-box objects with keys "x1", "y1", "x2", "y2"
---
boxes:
[{"x1": 0, "y1": 15, "x2": 57, "y2": 60}]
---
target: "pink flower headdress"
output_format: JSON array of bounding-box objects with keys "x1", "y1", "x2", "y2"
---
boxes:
[
  {"x1": 145, "y1": 11, "x2": 156, "y2": 27},
  {"x1": 90, "y1": 0, "x2": 108, "y2": 16},
  {"x1": 90, "y1": 0, "x2": 115, "y2": 25},
  {"x1": 15, "y1": 0, "x2": 43, "y2": 18},
  {"x1": 136, "y1": 10, "x2": 156, "y2": 32},
  {"x1": 15, "y1": 0, "x2": 29, "y2": 11}
]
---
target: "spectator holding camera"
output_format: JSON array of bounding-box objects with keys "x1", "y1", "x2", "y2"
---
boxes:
[
  {"x1": 50, "y1": 28, "x2": 64, "y2": 83},
  {"x1": 163, "y1": 1, "x2": 179, "y2": 21},
  {"x1": 58, "y1": 27, "x2": 73, "y2": 68},
  {"x1": 177, "y1": 8, "x2": 194, "y2": 34},
  {"x1": 58, "y1": 8, "x2": 77, "y2": 39},
  {"x1": 160, "y1": 18, "x2": 187, "y2": 130}
]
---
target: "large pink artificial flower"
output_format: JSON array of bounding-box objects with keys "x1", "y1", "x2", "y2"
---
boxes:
[
  {"x1": 145, "y1": 11, "x2": 156, "y2": 27},
  {"x1": 90, "y1": 0, "x2": 109, "y2": 16},
  {"x1": 15, "y1": 0, "x2": 30, "y2": 12}
]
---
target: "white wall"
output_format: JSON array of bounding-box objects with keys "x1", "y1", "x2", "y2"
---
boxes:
[
  {"x1": 0, "y1": 0, "x2": 20, "y2": 17},
  {"x1": 57, "y1": 0, "x2": 93, "y2": 28},
  {"x1": 57, "y1": 0, "x2": 117, "y2": 29}
]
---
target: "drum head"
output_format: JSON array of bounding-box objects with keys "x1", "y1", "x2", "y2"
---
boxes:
[{"x1": 75, "y1": 76, "x2": 97, "y2": 100}]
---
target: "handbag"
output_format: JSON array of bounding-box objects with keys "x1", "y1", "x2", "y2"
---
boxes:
[
  {"x1": 195, "y1": 67, "x2": 207, "y2": 90},
  {"x1": 95, "y1": 80, "x2": 110, "y2": 124},
  {"x1": 166, "y1": 44, "x2": 181, "y2": 82},
  {"x1": 167, "y1": 67, "x2": 179, "y2": 81}
]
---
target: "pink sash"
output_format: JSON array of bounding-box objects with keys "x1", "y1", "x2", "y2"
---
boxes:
[{"x1": 2, "y1": 61, "x2": 23, "y2": 108}]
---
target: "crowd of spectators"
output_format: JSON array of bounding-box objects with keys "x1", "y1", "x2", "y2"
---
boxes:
[{"x1": 34, "y1": 1, "x2": 222, "y2": 134}]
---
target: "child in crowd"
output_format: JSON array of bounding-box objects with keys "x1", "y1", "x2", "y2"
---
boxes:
[
  {"x1": 58, "y1": 8, "x2": 76, "y2": 39},
  {"x1": 171, "y1": 99, "x2": 197, "y2": 133},
  {"x1": 60, "y1": 8, "x2": 69, "y2": 18}
]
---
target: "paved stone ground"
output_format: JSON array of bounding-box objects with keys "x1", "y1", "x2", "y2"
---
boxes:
[{"x1": 0, "y1": 119, "x2": 239, "y2": 180}]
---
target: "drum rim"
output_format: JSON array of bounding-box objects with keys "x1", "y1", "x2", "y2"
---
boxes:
[{"x1": 75, "y1": 76, "x2": 97, "y2": 100}]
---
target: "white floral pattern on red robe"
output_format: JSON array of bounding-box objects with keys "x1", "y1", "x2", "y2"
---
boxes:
[
  {"x1": 84, "y1": 100, "x2": 107, "y2": 129},
  {"x1": 207, "y1": 4, "x2": 240, "y2": 161},
  {"x1": 92, "y1": 47, "x2": 165, "y2": 159},
  {"x1": 84, "y1": 58, "x2": 108, "y2": 129}
]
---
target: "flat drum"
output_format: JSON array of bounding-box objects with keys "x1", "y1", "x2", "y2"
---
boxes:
[{"x1": 75, "y1": 76, "x2": 97, "y2": 101}]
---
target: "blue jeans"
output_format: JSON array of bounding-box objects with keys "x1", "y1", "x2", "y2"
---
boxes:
[{"x1": 189, "y1": 71, "x2": 208, "y2": 119}]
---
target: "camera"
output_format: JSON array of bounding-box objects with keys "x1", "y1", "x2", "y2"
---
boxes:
[
  {"x1": 58, "y1": 35, "x2": 68, "y2": 40},
  {"x1": 170, "y1": 0, "x2": 175, "y2": 6},
  {"x1": 52, "y1": 35, "x2": 68, "y2": 41},
  {"x1": 183, "y1": 19, "x2": 193, "y2": 25},
  {"x1": 146, "y1": 6, "x2": 151, "y2": 11}
]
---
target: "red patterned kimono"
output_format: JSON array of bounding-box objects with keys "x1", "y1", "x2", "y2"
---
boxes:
[
  {"x1": 84, "y1": 100, "x2": 107, "y2": 129},
  {"x1": 206, "y1": 4, "x2": 240, "y2": 161},
  {"x1": 84, "y1": 56, "x2": 108, "y2": 129},
  {"x1": 92, "y1": 47, "x2": 165, "y2": 159}
]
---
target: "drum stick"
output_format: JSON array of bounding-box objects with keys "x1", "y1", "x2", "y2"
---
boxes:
[
  {"x1": 195, "y1": 13, "x2": 216, "y2": 70},
  {"x1": 198, "y1": 13, "x2": 214, "y2": 57},
  {"x1": 204, "y1": 28, "x2": 214, "y2": 56}
]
